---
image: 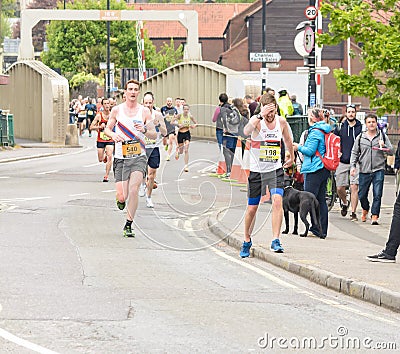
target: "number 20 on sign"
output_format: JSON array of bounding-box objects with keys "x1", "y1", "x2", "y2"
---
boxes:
[{"x1": 304, "y1": 6, "x2": 317, "y2": 20}]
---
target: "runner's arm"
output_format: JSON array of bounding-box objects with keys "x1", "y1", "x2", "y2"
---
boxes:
[
  {"x1": 90, "y1": 114, "x2": 102, "y2": 131},
  {"x1": 243, "y1": 115, "x2": 260, "y2": 136},
  {"x1": 154, "y1": 111, "x2": 167, "y2": 136},
  {"x1": 281, "y1": 117, "x2": 294, "y2": 168},
  {"x1": 104, "y1": 107, "x2": 125, "y2": 142},
  {"x1": 190, "y1": 115, "x2": 197, "y2": 128},
  {"x1": 141, "y1": 107, "x2": 157, "y2": 140}
]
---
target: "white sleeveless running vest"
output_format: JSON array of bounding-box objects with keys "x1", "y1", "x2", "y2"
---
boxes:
[
  {"x1": 249, "y1": 116, "x2": 283, "y2": 173},
  {"x1": 114, "y1": 105, "x2": 146, "y2": 159},
  {"x1": 145, "y1": 110, "x2": 162, "y2": 149}
]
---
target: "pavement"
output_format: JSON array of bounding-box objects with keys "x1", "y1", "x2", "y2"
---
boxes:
[{"x1": 2, "y1": 138, "x2": 400, "y2": 313}]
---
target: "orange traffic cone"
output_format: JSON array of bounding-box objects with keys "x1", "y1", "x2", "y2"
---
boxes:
[
  {"x1": 235, "y1": 139, "x2": 251, "y2": 185},
  {"x1": 229, "y1": 139, "x2": 243, "y2": 181},
  {"x1": 216, "y1": 147, "x2": 227, "y2": 175}
]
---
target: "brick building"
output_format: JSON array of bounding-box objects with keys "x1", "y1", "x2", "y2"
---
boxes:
[{"x1": 131, "y1": 1, "x2": 368, "y2": 110}]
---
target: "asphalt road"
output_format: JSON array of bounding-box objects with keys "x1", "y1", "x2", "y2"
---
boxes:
[{"x1": 0, "y1": 138, "x2": 399, "y2": 353}]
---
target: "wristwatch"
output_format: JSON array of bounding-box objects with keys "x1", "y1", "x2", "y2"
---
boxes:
[
  {"x1": 256, "y1": 114, "x2": 263, "y2": 120},
  {"x1": 143, "y1": 126, "x2": 148, "y2": 134}
]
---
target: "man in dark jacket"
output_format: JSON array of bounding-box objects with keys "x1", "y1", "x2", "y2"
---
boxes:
[
  {"x1": 366, "y1": 140, "x2": 399, "y2": 262},
  {"x1": 334, "y1": 104, "x2": 363, "y2": 221}
]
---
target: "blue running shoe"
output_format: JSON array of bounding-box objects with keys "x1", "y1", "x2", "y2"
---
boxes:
[
  {"x1": 240, "y1": 239, "x2": 252, "y2": 258},
  {"x1": 271, "y1": 238, "x2": 284, "y2": 253}
]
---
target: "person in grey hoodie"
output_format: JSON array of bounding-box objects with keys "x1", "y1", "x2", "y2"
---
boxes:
[{"x1": 350, "y1": 113, "x2": 394, "y2": 225}]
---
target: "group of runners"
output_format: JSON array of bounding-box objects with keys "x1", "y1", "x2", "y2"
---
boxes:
[
  {"x1": 72, "y1": 82, "x2": 400, "y2": 264},
  {"x1": 74, "y1": 81, "x2": 197, "y2": 237}
]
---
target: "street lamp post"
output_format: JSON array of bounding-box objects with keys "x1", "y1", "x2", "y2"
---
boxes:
[
  {"x1": 308, "y1": 0, "x2": 317, "y2": 108},
  {"x1": 261, "y1": 0, "x2": 267, "y2": 94},
  {"x1": 106, "y1": 0, "x2": 111, "y2": 98}
]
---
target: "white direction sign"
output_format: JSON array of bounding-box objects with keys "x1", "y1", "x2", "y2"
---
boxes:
[
  {"x1": 100, "y1": 62, "x2": 114, "y2": 70},
  {"x1": 249, "y1": 52, "x2": 281, "y2": 63},
  {"x1": 296, "y1": 66, "x2": 331, "y2": 75}
]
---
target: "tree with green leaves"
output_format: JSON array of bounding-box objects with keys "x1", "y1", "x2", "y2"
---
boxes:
[
  {"x1": 1, "y1": 0, "x2": 18, "y2": 44},
  {"x1": 319, "y1": 0, "x2": 400, "y2": 114}
]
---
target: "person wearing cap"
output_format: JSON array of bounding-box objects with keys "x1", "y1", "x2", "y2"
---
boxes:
[{"x1": 277, "y1": 88, "x2": 294, "y2": 118}]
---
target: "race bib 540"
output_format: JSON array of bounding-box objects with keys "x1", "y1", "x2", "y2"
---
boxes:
[{"x1": 122, "y1": 139, "x2": 141, "y2": 158}]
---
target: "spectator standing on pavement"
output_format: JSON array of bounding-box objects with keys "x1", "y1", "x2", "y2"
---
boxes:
[
  {"x1": 212, "y1": 93, "x2": 230, "y2": 151},
  {"x1": 395, "y1": 140, "x2": 400, "y2": 196},
  {"x1": 277, "y1": 88, "x2": 294, "y2": 118},
  {"x1": 334, "y1": 104, "x2": 363, "y2": 221},
  {"x1": 244, "y1": 94, "x2": 258, "y2": 117},
  {"x1": 90, "y1": 98, "x2": 114, "y2": 182},
  {"x1": 367, "y1": 191, "x2": 400, "y2": 263},
  {"x1": 69, "y1": 99, "x2": 78, "y2": 124},
  {"x1": 220, "y1": 99, "x2": 243, "y2": 178},
  {"x1": 350, "y1": 113, "x2": 394, "y2": 225},
  {"x1": 239, "y1": 93, "x2": 294, "y2": 257},
  {"x1": 104, "y1": 79, "x2": 157, "y2": 238},
  {"x1": 290, "y1": 94, "x2": 303, "y2": 116},
  {"x1": 293, "y1": 107, "x2": 332, "y2": 239}
]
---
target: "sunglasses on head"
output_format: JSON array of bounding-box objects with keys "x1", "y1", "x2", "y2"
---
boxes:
[{"x1": 346, "y1": 104, "x2": 356, "y2": 109}]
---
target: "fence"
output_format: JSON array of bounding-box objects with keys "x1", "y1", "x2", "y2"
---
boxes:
[{"x1": 0, "y1": 110, "x2": 15, "y2": 146}]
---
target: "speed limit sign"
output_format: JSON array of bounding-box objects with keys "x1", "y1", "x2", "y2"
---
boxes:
[{"x1": 304, "y1": 6, "x2": 318, "y2": 20}]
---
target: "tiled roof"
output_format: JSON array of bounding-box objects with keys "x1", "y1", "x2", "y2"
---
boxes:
[{"x1": 128, "y1": 3, "x2": 252, "y2": 38}]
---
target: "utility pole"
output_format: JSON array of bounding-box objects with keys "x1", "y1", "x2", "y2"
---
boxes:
[
  {"x1": 308, "y1": 0, "x2": 317, "y2": 108},
  {"x1": 106, "y1": 0, "x2": 111, "y2": 98},
  {"x1": 261, "y1": 0, "x2": 267, "y2": 94}
]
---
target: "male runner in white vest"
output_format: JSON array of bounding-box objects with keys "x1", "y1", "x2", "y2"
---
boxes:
[
  {"x1": 104, "y1": 79, "x2": 157, "y2": 237},
  {"x1": 240, "y1": 93, "x2": 294, "y2": 256}
]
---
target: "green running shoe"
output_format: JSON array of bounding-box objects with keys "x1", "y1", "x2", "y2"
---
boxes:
[
  {"x1": 116, "y1": 200, "x2": 126, "y2": 210},
  {"x1": 123, "y1": 225, "x2": 135, "y2": 238}
]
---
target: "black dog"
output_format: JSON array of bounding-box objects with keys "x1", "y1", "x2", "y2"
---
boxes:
[{"x1": 282, "y1": 186, "x2": 323, "y2": 237}]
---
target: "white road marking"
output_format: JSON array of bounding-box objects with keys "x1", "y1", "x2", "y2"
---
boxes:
[
  {"x1": 184, "y1": 218, "x2": 400, "y2": 326},
  {"x1": 101, "y1": 189, "x2": 116, "y2": 193},
  {"x1": 83, "y1": 162, "x2": 102, "y2": 168},
  {"x1": 0, "y1": 328, "x2": 59, "y2": 354},
  {"x1": 35, "y1": 170, "x2": 59, "y2": 175},
  {"x1": 191, "y1": 176, "x2": 199, "y2": 179},
  {"x1": 198, "y1": 165, "x2": 217, "y2": 173},
  {"x1": 0, "y1": 197, "x2": 51, "y2": 202},
  {"x1": 69, "y1": 193, "x2": 90, "y2": 197},
  {"x1": 175, "y1": 179, "x2": 185, "y2": 182},
  {"x1": 0, "y1": 176, "x2": 10, "y2": 179},
  {"x1": 211, "y1": 246, "x2": 298, "y2": 289}
]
